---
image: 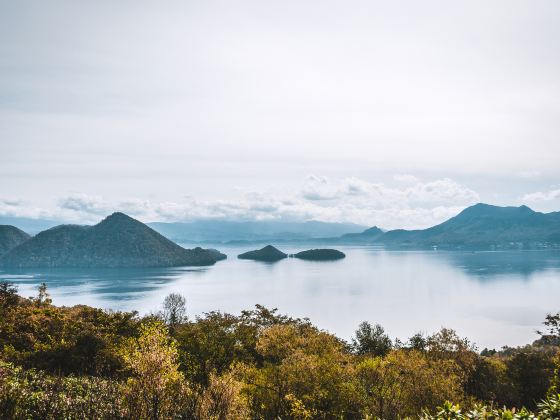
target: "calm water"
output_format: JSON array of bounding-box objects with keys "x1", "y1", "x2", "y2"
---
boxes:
[{"x1": 2, "y1": 245, "x2": 560, "y2": 349}]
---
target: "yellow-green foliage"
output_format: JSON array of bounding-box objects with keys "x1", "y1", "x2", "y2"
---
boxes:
[
  {"x1": 357, "y1": 350, "x2": 464, "y2": 419},
  {"x1": 240, "y1": 323, "x2": 360, "y2": 418},
  {"x1": 1, "y1": 283, "x2": 559, "y2": 419},
  {"x1": 120, "y1": 321, "x2": 186, "y2": 419},
  {"x1": 0, "y1": 361, "x2": 125, "y2": 419}
]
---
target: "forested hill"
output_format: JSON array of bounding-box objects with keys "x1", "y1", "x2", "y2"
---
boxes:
[
  {"x1": 0, "y1": 225, "x2": 30, "y2": 256},
  {"x1": 0, "y1": 212, "x2": 224, "y2": 268},
  {"x1": 338, "y1": 203, "x2": 560, "y2": 249}
]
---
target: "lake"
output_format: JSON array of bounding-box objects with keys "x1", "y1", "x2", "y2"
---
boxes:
[{"x1": 2, "y1": 245, "x2": 560, "y2": 349}]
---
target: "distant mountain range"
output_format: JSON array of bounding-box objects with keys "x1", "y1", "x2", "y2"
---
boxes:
[
  {"x1": 0, "y1": 213, "x2": 225, "y2": 268},
  {"x1": 148, "y1": 220, "x2": 366, "y2": 244},
  {"x1": 332, "y1": 203, "x2": 560, "y2": 249},
  {"x1": 1, "y1": 204, "x2": 559, "y2": 264},
  {"x1": 0, "y1": 216, "x2": 61, "y2": 235}
]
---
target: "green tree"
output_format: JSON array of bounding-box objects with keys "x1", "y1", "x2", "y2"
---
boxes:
[
  {"x1": 356, "y1": 350, "x2": 464, "y2": 419},
  {"x1": 538, "y1": 312, "x2": 560, "y2": 345},
  {"x1": 505, "y1": 346, "x2": 556, "y2": 408},
  {"x1": 0, "y1": 282, "x2": 18, "y2": 313},
  {"x1": 242, "y1": 324, "x2": 359, "y2": 418},
  {"x1": 35, "y1": 282, "x2": 52, "y2": 306},
  {"x1": 352, "y1": 321, "x2": 392, "y2": 356},
  {"x1": 121, "y1": 320, "x2": 186, "y2": 419}
]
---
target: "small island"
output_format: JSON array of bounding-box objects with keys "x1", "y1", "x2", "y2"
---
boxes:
[
  {"x1": 238, "y1": 245, "x2": 287, "y2": 262},
  {"x1": 291, "y1": 248, "x2": 346, "y2": 261}
]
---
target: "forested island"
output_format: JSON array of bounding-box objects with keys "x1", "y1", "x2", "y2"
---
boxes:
[
  {"x1": 0, "y1": 213, "x2": 226, "y2": 268},
  {"x1": 291, "y1": 249, "x2": 346, "y2": 260},
  {"x1": 238, "y1": 246, "x2": 347, "y2": 263},
  {"x1": 238, "y1": 245, "x2": 287, "y2": 262},
  {"x1": 0, "y1": 282, "x2": 559, "y2": 419}
]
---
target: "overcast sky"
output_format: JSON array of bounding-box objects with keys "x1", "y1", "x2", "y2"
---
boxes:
[{"x1": 1, "y1": 0, "x2": 560, "y2": 228}]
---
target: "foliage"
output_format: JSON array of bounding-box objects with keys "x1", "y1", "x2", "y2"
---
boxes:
[
  {"x1": 120, "y1": 320, "x2": 186, "y2": 418},
  {"x1": 503, "y1": 346, "x2": 556, "y2": 408},
  {"x1": 0, "y1": 281, "x2": 559, "y2": 419},
  {"x1": 161, "y1": 292, "x2": 187, "y2": 331},
  {"x1": 175, "y1": 304, "x2": 310, "y2": 385},
  {"x1": 0, "y1": 361, "x2": 125, "y2": 419},
  {"x1": 421, "y1": 394, "x2": 560, "y2": 419},
  {"x1": 240, "y1": 323, "x2": 360, "y2": 418},
  {"x1": 0, "y1": 283, "x2": 139, "y2": 376},
  {"x1": 538, "y1": 312, "x2": 560, "y2": 346},
  {"x1": 356, "y1": 350, "x2": 464, "y2": 419},
  {"x1": 352, "y1": 321, "x2": 393, "y2": 356},
  {"x1": 196, "y1": 369, "x2": 250, "y2": 420}
]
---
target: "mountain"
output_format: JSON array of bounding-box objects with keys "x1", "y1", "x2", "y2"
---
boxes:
[
  {"x1": 149, "y1": 220, "x2": 366, "y2": 243},
  {"x1": 335, "y1": 226, "x2": 384, "y2": 243},
  {"x1": 0, "y1": 213, "x2": 225, "y2": 268},
  {"x1": 238, "y1": 245, "x2": 288, "y2": 262},
  {"x1": 340, "y1": 203, "x2": 560, "y2": 249},
  {"x1": 0, "y1": 225, "x2": 31, "y2": 256}
]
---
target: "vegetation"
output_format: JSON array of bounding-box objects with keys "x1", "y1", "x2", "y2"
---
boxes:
[
  {"x1": 0, "y1": 225, "x2": 30, "y2": 256},
  {"x1": 0, "y1": 213, "x2": 226, "y2": 268},
  {"x1": 344, "y1": 203, "x2": 560, "y2": 249},
  {"x1": 1, "y1": 281, "x2": 559, "y2": 419},
  {"x1": 238, "y1": 245, "x2": 288, "y2": 262},
  {"x1": 291, "y1": 249, "x2": 346, "y2": 261}
]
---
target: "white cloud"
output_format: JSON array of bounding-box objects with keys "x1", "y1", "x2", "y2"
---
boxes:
[
  {"x1": 393, "y1": 174, "x2": 421, "y2": 184},
  {"x1": 523, "y1": 188, "x2": 560, "y2": 202},
  {"x1": 299, "y1": 176, "x2": 479, "y2": 209},
  {"x1": 59, "y1": 194, "x2": 108, "y2": 215},
  {"x1": 0, "y1": 176, "x2": 482, "y2": 230},
  {"x1": 517, "y1": 170, "x2": 541, "y2": 179}
]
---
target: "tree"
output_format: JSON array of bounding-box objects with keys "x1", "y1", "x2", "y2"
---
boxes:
[
  {"x1": 35, "y1": 283, "x2": 51, "y2": 306},
  {"x1": 162, "y1": 293, "x2": 187, "y2": 330},
  {"x1": 0, "y1": 282, "x2": 18, "y2": 312},
  {"x1": 505, "y1": 346, "x2": 556, "y2": 409},
  {"x1": 538, "y1": 312, "x2": 560, "y2": 344},
  {"x1": 407, "y1": 332, "x2": 428, "y2": 351},
  {"x1": 352, "y1": 321, "x2": 392, "y2": 356},
  {"x1": 356, "y1": 350, "x2": 464, "y2": 418},
  {"x1": 121, "y1": 321, "x2": 186, "y2": 419},
  {"x1": 196, "y1": 370, "x2": 250, "y2": 419},
  {"x1": 242, "y1": 324, "x2": 359, "y2": 418}
]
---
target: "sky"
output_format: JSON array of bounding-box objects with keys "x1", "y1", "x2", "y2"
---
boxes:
[{"x1": 1, "y1": 0, "x2": 560, "y2": 229}]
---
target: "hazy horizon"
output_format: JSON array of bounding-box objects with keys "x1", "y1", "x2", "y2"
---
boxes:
[{"x1": 2, "y1": 1, "x2": 560, "y2": 229}]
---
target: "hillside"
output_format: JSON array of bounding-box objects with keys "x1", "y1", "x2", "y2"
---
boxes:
[
  {"x1": 342, "y1": 204, "x2": 560, "y2": 249},
  {"x1": 0, "y1": 225, "x2": 30, "y2": 256},
  {"x1": 0, "y1": 213, "x2": 225, "y2": 268}
]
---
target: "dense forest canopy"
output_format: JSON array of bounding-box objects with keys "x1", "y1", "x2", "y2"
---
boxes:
[{"x1": 1, "y1": 281, "x2": 559, "y2": 419}]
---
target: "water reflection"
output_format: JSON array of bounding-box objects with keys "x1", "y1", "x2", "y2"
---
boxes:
[
  {"x1": 1, "y1": 247, "x2": 560, "y2": 348},
  {"x1": 436, "y1": 250, "x2": 560, "y2": 280}
]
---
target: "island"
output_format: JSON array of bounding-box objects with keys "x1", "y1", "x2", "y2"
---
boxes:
[
  {"x1": 0, "y1": 212, "x2": 226, "y2": 268},
  {"x1": 291, "y1": 248, "x2": 346, "y2": 261},
  {"x1": 237, "y1": 245, "x2": 287, "y2": 262}
]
